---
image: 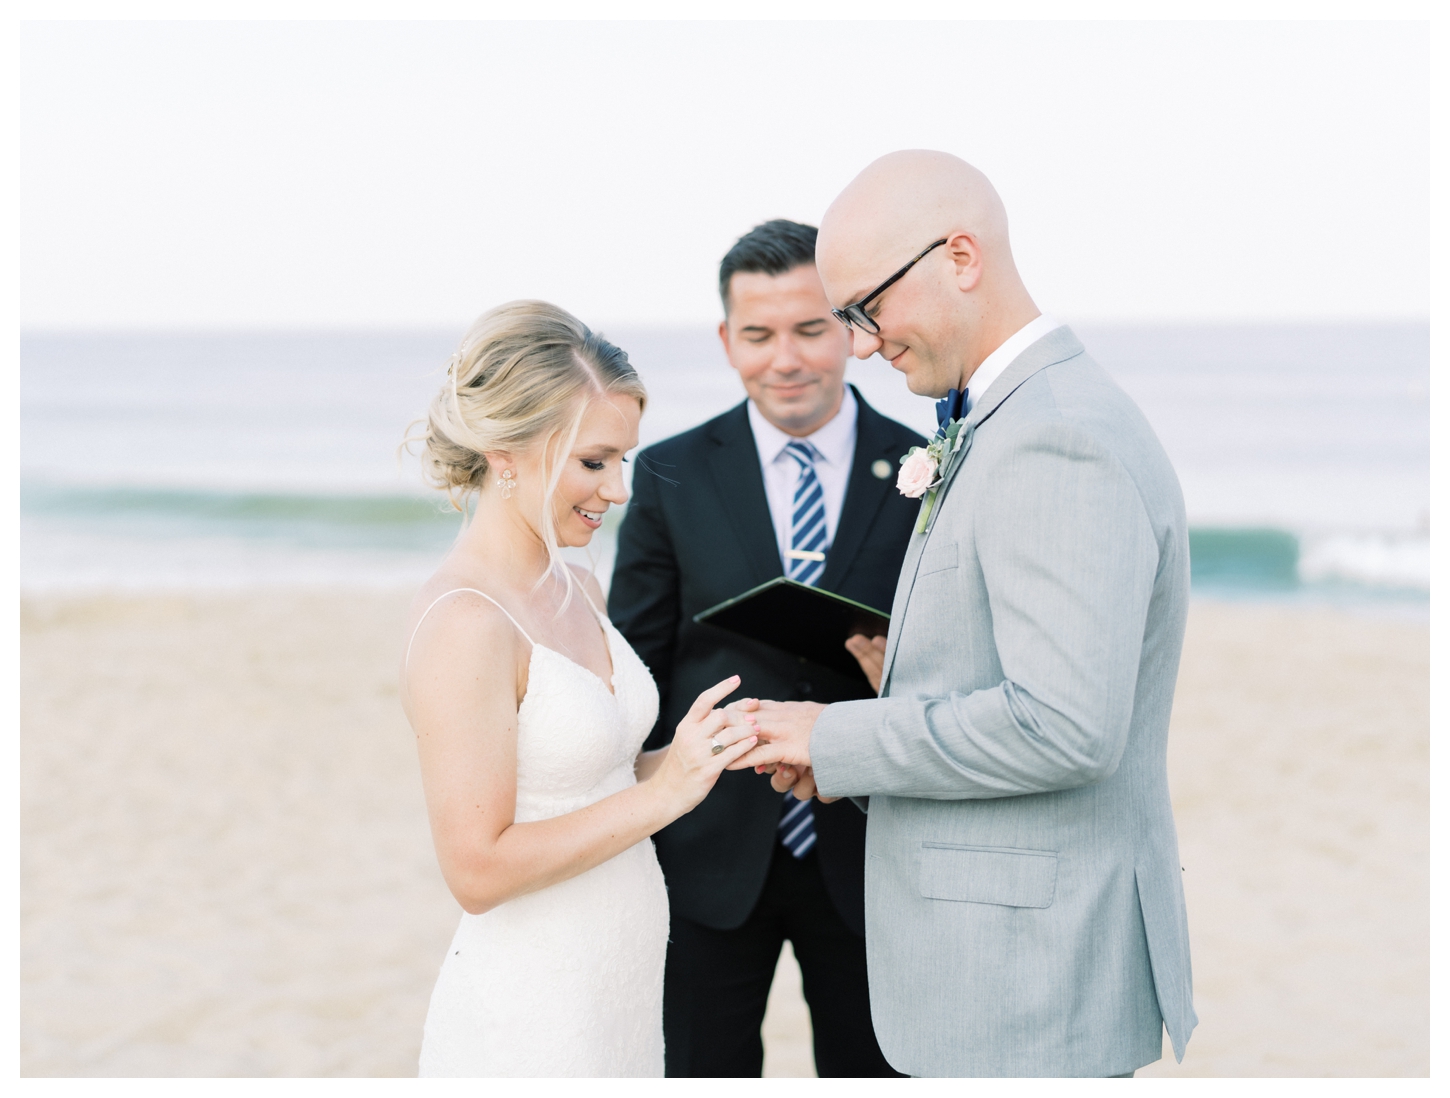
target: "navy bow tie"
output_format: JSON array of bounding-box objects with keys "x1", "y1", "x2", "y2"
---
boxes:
[{"x1": 935, "y1": 387, "x2": 967, "y2": 435}]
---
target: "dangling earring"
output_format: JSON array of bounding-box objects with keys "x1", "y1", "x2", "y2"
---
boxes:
[{"x1": 496, "y1": 469, "x2": 516, "y2": 499}]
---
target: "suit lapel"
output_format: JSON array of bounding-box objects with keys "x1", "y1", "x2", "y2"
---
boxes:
[
  {"x1": 930, "y1": 326, "x2": 1086, "y2": 515},
  {"x1": 705, "y1": 401, "x2": 784, "y2": 586},
  {"x1": 819, "y1": 388, "x2": 906, "y2": 592},
  {"x1": 877, "y1": 526, "x2": 932, "y2": 694},
  {"x1": 879, "y1": 326, "x2": 1087, "y2": 689}
]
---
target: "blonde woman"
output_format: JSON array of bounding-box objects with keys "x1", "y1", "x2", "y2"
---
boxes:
[{"x1": 401, "y1": 302, "x2": 759, "y2": 1077}]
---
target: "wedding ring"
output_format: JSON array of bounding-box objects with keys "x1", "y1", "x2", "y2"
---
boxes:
[{"x1": 710, "y1": 738, "x2": 725, "y2": 755}]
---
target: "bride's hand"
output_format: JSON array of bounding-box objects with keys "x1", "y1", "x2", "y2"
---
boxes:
[{"x1": 649, "y1": 676, "x2": 759, "y2": 816}]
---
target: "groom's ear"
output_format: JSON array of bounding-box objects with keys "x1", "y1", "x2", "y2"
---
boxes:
[{"x1": 947, "y1": 232, "x2": 984, "y2": 293}]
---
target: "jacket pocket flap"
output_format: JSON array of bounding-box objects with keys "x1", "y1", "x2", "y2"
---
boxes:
[
  {"x1": 918, "y1": 542, "x2": 958, "y2": 576},
  {"x1": 919, "y1": 843, "x2": 1058, "y2": 908}
]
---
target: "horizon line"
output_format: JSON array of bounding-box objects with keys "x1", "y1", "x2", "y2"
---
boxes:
[{"x1": 18, "y1": 315, "x2": 1434, "y2": 337}]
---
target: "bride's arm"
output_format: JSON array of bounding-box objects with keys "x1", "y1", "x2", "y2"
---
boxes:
[
  {"x1": 634, "y1": 747, "x2": 668, "y2": 781},
  {"x1": 404, "y1": 596, "x2": 754, "y2": 916}
]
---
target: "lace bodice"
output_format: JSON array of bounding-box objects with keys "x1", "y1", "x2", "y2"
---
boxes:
[{"x1": 512, "y1": 618, "x2": 660, "y2": 822}]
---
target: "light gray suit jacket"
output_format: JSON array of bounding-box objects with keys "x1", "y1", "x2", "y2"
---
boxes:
[{"x1": 811, "y1": 327, "x2": 1195, "y2": 1077}]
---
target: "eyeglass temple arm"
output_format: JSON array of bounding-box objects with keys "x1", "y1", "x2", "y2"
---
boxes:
[{"x1": 857, "y1": 238, "x2": 950, "y2": 309}]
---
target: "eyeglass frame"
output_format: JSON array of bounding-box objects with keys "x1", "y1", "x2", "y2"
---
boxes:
[{"x1": 830, "y1": 237, "x2": 949, "y2": 335}]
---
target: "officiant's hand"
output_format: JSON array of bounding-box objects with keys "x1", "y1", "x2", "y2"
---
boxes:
[
  {"x1": 724, "y1": 699, "x2": 823, "y2": 772},
  {"x1": 845, "y1": 633, "x2": 887, "y2": 694}
]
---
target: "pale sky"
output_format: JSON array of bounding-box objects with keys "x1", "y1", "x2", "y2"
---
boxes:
[{"x1": 19, "y1": 19, "x2": 1430, "y2": 329}]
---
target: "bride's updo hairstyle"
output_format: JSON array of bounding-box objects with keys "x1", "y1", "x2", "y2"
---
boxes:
[{"x1": 412, "y1": 300, "x2": 646, "y2": 561}]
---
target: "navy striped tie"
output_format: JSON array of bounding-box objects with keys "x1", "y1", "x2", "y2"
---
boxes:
[
  {"x1": 779, "y1": 792, "x2": 816, "y2": 858},
  {"x1": 784, "y1": 441, "x2": 828, "y2": 585},
  {"x1": 779, "y1": 439, "x2": 823, "y2": 858}
]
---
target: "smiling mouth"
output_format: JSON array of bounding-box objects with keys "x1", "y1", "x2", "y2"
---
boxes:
[{"x1": 574, "y1": 506, "x2": 603, "y2": 526}]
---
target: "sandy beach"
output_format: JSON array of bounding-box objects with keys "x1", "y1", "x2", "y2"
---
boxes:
[{"x1": 19, "y1": 592, "x2": 1428, "y2": 1077}]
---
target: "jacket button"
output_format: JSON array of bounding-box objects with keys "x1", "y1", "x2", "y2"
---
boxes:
[{"x1": 796, "y1": 681, "x2": 813, "y2": 696}]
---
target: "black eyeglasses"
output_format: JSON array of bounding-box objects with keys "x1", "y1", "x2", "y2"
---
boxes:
[{"x1": 830, "y1": 238, "x2": 948, "y2": 334}]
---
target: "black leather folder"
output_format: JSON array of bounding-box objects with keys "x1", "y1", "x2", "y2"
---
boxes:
[{"x1": 693, "y1": 577, "x2": 891, "y2": 684}]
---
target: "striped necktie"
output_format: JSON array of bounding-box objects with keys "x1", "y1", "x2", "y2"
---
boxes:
[
  {"x1": 783, "y1": 440, "x2": 828, "y2": 586},
  {"x1": 779, "y1": 439, "x2": 823, "y2": 858},
  {"x1": 779, "y1": 792, "x2": 816, "y2": 859}
]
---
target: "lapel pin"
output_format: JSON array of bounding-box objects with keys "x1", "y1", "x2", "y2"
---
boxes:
[{"x1": 871, "y1": 459, "x2": 892, "y2": 480}]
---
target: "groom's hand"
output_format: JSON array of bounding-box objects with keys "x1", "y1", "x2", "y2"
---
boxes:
[
  {"x1": 725, "y1": 699, "x2": 823, "y2": 772},
  {"x1": 768, "y1": 764, "x2": 838, "y2": 804},
  {"x1": 727, "y1": 700, "x2": 837, "y2": 803}
]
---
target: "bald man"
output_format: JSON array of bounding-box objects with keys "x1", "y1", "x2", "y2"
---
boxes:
[{"x1": 729, "y1": 151, "x2": 1197, "y2": 1077}]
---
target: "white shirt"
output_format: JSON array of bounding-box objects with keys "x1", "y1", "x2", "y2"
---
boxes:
[
  {"x1": 746, "y1": 386, "x2": 859, "y2": 571},
  {"x1": 963, "y1": 313, "x2": 1063, "y2": 413}
]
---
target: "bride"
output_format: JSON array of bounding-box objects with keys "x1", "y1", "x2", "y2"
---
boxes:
[{"x1": 400, "y1": 301, "x2": 759, "y2": 1077}]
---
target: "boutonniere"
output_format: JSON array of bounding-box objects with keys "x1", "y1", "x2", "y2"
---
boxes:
[{"x1": 897, "y1": 417, "x2": 969, "y2": 534}]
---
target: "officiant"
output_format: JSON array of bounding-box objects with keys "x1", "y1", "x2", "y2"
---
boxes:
[{"x1": 608, "y1": 220, "x2": 921, "y2": 1077}]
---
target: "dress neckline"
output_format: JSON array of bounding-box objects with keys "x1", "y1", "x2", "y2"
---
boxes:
[{"x1": 527, "y1": 614, "x2": 618, "y2": 700}]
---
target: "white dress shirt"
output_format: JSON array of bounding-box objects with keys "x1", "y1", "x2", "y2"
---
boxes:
[
  {"x1": 746, "y1": 385, "x2": 859, "y2": 571},
  {"x1": 963, "y1": 313, "x2": 1063, "y2": 413}
]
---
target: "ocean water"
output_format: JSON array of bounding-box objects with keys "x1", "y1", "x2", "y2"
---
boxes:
[{"x1": 19, "y1": 324, "x2": 1429, "y2": 604}]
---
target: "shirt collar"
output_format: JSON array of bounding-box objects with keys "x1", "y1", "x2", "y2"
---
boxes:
[
  {"x1": 747, "y1": 384, "x2": 859, "y2": 466},
  {"x1": 963, "y1": 313, "x2": 1063, "y2": 412}
]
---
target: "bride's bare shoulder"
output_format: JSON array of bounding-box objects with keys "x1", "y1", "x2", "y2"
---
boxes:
[{"x1": 404, "y1": 578, "x2": 523, "y2": 670}]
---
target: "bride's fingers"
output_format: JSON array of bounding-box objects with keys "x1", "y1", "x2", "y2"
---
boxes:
[
  {"x1": 684, "y1": 676, "x2": 741, "y2": 724},
  {"x1": 713, "y1": 733, "x2": 759, "y2": 770},
  {"x1": 708, "y1": 720, "x2": 756, "y2": 748},
  {"x1": 705, "y1": 704, "x2": 759, "y2": 733},
  {"x1": 725, "y1": 740, "x2": 785, "y2": 771},
  {"x1": 693, "y1": 708, "x2": 742, "y2": 740},
  {"x1": 721, "y1": 707, "x2": 758, "y2": 728}
]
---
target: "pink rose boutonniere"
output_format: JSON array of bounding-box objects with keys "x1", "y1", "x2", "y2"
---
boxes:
[
  {"x1": 897, "y1": 417, "x2": 970, "y2": 533},
  {"x1": 896, "y1": 445, "x2": 941, "y2": 499}
]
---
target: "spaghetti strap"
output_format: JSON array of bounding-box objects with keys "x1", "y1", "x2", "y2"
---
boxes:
[{"x1": 405, "y1": 587, "x2": 536, "y2": 669}]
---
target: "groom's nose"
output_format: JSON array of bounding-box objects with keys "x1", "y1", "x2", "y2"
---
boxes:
[{"x1": 850, "y1": 326, "x2": 884, "y2": 360}]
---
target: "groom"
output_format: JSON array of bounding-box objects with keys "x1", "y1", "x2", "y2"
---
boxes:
[{"x1": 732, "y1": 151, "x2": 1197, "y2": 1077}]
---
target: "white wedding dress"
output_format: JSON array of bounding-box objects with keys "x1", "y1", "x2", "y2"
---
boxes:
[{"x1": 410, "y1": 588, "x2": 668, "y2": 1077}]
